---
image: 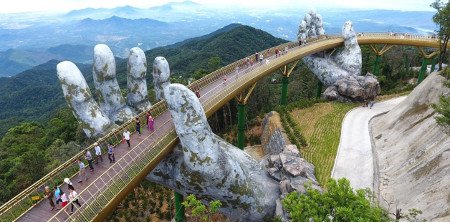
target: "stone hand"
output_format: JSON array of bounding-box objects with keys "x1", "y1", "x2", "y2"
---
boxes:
[
  {"x1": 147, "y1": 57, "x2": 280, "y2": 221},
  {"x1": 57, "y1": 44, "x2": 151, "y2": 137},
  {"x1": 298, "y1": 10, "x2": 362, "y2": 85},
  {"x1": 298, "y1": 10, "x2": 380, "y2": 101}
]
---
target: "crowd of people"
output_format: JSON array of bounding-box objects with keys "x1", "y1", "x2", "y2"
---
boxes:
[
  {"x1": 43, "y1": 179, "x2": 81, "y2": 215},
  {"x1": 43, "y1": 112, "x2": 156, "y2": 216}
]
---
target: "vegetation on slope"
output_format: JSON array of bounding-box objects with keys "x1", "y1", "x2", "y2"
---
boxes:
[
  {"x1": 432, "y1": 69, "x2": 450, "y2": 130},
  {"x1": 290, "y1": 102, "x2": 357, "y2": 186}
]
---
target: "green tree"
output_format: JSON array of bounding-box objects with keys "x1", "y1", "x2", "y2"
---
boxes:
[
  {"x1": 182, "y1": 194, "x2": 222, "y2": 222},
  {"x1": 282, "y1": 178, "x2": 390, "y2": 222},
  {"x1": 430, "y1": 0, "x2": 450, "y2": 71},
  {"x1": 207, "y1": 56, "x2": 222, "y2": 72},
  {"x1": 45, "y1": 140, "x2": 81, "y2": 172}
]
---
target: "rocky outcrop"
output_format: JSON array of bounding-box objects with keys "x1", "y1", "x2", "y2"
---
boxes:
[
  {"x1": 260, "y1": 111, "x2": 321, "y2": 221},
  {"x1": 323, "y1": 73, "x2": 380, "y2": 102},
  {"x1": 57, "y1": 44, "x2": 153, "y2": 137},
  {"x1": 260, "y1": 111, "x2": 290, "y2": 155},
  {"x1": 371, "y1": 72, "x2": 450, "y2": 221},
  {"x1": 298, "y1": 11, "x2": 380, "y2": 102}
]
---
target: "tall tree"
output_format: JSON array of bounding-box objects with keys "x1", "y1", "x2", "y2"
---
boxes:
[{"x1": 430, "y1": 0, "x2": 450, "y2": 71}]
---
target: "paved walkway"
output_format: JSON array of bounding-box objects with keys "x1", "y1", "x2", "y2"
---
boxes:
[{"x1": 331, "y1": 96, "x2": 406, "y2": 190}]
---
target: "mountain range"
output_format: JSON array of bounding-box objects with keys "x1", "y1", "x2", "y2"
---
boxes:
[
  {"x1": 0, "y1": 24, "x2": 285, "y2": 136},
  {"x1": 0, "y1": 1, "x2": 436, "y2": 77}
]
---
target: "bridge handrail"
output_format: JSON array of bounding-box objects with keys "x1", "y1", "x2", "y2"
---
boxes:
[
  {"x1": 0, "y1": 37, "x2": 302, "y2": 221},
  {"x1": 0, "y1": 34, "x2": 349, "y2": 221},
  {"x1": 0, "y1": 32, "x2": 443, "y2": 221},
  {"x1": 0, "y1": 100, "x2": 170, "y2": 221},
  {"x1": 47, "y1": 118, "x2": 177, "y2": 221}
]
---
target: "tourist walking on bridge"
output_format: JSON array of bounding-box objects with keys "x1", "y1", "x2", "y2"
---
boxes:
[
  {"x1": 54, "y1": 185, "x2": 62, "y2": 210},
  {"x1": 60, "y1": 191, "x2": 69, "y2": 214},
  {"x1": 77, "y1": 159, "x2": 87, "y2": 183},
  {"x1": 68, "y1": 186, "x2": 81, "y2": 215},
  {"x1": 135, "y1": 117, "x2": 141, "y2": 135},
  {"x1": 94, "y1": 142, "x2": 102, "y2": 164},
  {"x1": 44, "y1": 186, "x2": 55, "y2": 211},
  {"x1": 108, "y1": 143, "x2": 115, "y2": 163},
  {"x1": 146, "y1": 111, "x2": 151, "y2": 127},
  {"x1": 148, "y1": 114, "x2": 154, "y2": 131},
  {"x1": 123, "y1": 129, "x2": 131, "y2": 148},
  {"x1": 85, "y1": 150, "x2": 94, "y2": 171}
]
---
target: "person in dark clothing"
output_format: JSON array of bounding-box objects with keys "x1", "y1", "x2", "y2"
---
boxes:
[
  {"x1": 108, "y1": 143, "x2": 115, "y2": 163},
  {"x1": 135, "y1": 117, "x2": 141, "y2": 135}
]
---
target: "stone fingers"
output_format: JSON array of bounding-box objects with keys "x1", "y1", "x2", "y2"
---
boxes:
[
  {"x1": 126, "y1": 47, "x2": 152, "y2": 112},
  {"x1": 93, "y1": 44, "x2": 135, "y2": 123},
  {"x1": 57, "y1": 61, "x2": 116, "y2": 137},
  {"x1": 152, "y1": 56, "x2": 171, "y2": 101}
]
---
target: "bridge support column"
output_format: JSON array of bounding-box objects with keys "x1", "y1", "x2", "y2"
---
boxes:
[
  {"x1": 174, "y1": 192, "x2": 185, "y2": 222},
  {"x1": 316, "y1": 81, "x2": 323, "y2": 99},
  {"x1": 279, "y1": 61, "x2": 299, "y2": 105},
  {"x1": 417, "y1": 47, "x2": 439, "y2": 84},
  {"x1": 430, "y1": 57, "x2": 437, "y2": 73},
  {"x1": 237, "y1": 103, "x2": 246, "y2": 149},
  {"x1": 372, "y1": 54, "x2": 381, "y2": 75},
  {"x1": 235, "y1": 83, "x2": 257, "y2": 149},
  {"x1": 418, "y1": 58, "x2": 429, "y2": 84},
  {"x1": 369, "y1": 44, "x2": 394, "y2": 75},
  {"x1": 280, "y1": 76, "x2": 289, "y2": 105}
]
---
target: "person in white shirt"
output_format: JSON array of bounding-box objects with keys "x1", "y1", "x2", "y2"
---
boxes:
[
  {"x1": 68, "y1": 186, "x2": 81, "y2": 214},
  {"x1": 123, "y1": 130, "x2": 131, "y2": 148},
  {"x1": 94, "y1": 143, "x2": 103, "y2": 164}
]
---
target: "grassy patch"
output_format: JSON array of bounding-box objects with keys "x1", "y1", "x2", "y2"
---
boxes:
[{"x1": 290, "y1": 102, "x2": 357, "y2": 186}]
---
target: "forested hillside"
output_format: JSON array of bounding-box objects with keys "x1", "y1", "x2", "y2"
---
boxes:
[
  {"x1": 0, "y1": 24, "x2": 290, "y2": 205},
  {"x1": 0, "y1": 24, "x2": 285, "y2": 137}
]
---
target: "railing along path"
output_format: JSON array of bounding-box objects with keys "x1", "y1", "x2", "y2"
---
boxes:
[{"x1": 0, "y1": 33, "x2": 444, "y2": 222}]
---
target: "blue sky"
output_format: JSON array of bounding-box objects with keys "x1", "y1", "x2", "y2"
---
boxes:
[{"x1": 0, "y1": 0, "x2": 436, "y2": 13}]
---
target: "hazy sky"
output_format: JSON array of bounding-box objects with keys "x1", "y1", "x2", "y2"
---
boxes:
[{"x1": 0, "y1": 0, "x2": 436, "y2": 14}]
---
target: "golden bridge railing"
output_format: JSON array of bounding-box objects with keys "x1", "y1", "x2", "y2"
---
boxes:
[
  {"x1": 47, "y1": 119, "x2": 177, "y2": 221},
  {"x1": 0, "y1": 32, "x2": 443, "y2": 222}
]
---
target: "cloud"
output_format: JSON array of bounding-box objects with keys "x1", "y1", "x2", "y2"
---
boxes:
[{"x1": 0, "y1": 0, "x2": 435, "y2": 14}]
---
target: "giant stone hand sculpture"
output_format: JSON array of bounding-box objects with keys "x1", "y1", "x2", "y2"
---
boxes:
[
  {"x1": 147, "y1": 57, "x2": 279, "y2": 220},
  {"x1": 147, "y1": 57, "x2": 320, "y2": 221},
  {"x1": 298, "y1": 10, "x2": 380, "y2": 102},
  {"x1": 57, "y1": 44, "x2": 151, "y2": 137}
]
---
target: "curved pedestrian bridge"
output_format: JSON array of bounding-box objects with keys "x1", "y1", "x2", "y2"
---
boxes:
[{"x1": 0, "y1": 33, "x2": 445, "y2": 222}]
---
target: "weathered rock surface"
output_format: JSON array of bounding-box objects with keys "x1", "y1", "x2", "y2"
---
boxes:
[
  {"x1": 147, "y1": 58, "x2": 280, "y2": 221},
  {"x1": 126, "y1": 47, "x2": 152, "y2": 112},
  {"x1": 371, "y1": 72, "x2": 450, "y2": 221},
  {"x1": 93, "y1": 44, "x2": 135, "y2": 123},
  {"x1": 146, "y1": 58, "x2": 321, "y2": 221},
  {"x1": 259, "y1": 111, "x2": 321, "y2": 221},
  {"x1": 298, "y1": 11, "x2": 379, "y2": 101},
  {"x1": 152, "y1": 56, "x2": 170, "y2": 101},
  {"x1": 323, "y1": 73, "x2": 381, "y2": 102},
  {"x1": 57, "y1": 44, "x2": 154, "y2": 137},
  {"x1": 260, "y1": 111, "x2": 289, "y2": 155},
  {"x1": 57, "y1": 61, "x2": 116, "y2": 137}
]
